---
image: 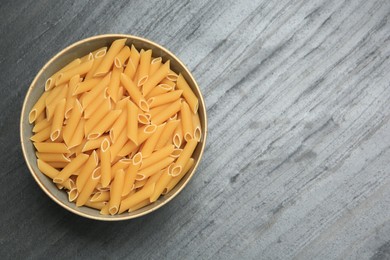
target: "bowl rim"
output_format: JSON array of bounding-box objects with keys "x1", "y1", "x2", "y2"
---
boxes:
[{"x1": 20, "y1": 34, "x2": 207, "y2": 221}]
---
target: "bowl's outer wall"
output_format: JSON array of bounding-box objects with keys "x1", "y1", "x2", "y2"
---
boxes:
[{"x1": 21, "y1": 35, "x2": 207, "y2": 221}]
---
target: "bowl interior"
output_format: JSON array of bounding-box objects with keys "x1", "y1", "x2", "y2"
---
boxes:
[{"x1": 20, "y1": 35, "x2": 207, "y2": 220}]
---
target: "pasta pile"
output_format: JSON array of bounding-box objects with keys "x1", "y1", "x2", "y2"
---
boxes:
[{"x1": 28, "y1": 38, "x2": 201, "y2": 215}]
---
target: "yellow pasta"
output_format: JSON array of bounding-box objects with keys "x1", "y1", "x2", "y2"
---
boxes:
[
  {"x1": 137, "y1": 49, "x2": 152, "y2": 86},
  {"x1": 94, "y1": 38, "x2": 127, "y2": 77},
  {"x1": 142, "y1": 61, "x2": 170, "y2": 96},
  {"x1": 120, "y1": 73, "x2": 149, "y2": 112},
  {"x1": 100, "y1": 138, "x2": 111, "y2": 188},
  {"x1": 30, "y1": 43, "x2": 202, "y2": 215},
  {"x1": 155, "y1": 120, "x2": 180, "y2": 149},
  {"x1": 109, "y1": 168, "x2": 125, "y2": 215},
  {"x1": 180, "y1": 101, "x2": 193, "y2": 142},
  {"x1": 176, "y1": 74, "x2": 199, "y2": 113},
  {"x1": 123, "y1": 45, "x2": 140, "y2": 79},
  {"x1": 114, "y1": 46, "x2": 131, "y2": 68},
  {"x1": 148, "y1": 90, "x2": 183, "y2": 108}
]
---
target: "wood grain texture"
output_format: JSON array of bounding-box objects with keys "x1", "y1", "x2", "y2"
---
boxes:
[{"x1": 1, "y1": 0, "x2": 390, "y2": 259}]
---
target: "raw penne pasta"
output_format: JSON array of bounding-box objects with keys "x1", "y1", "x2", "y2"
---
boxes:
[
  {"x1": 123, "y1": 45, "x2": 140, "y2": 79},
  {"x1": 164, "y1": 158, "x2": 194, "y2": 194},
  {"x1": 142, "y1": 61, "x2": 170, "y2": 96},
  {"x1": 140, "y1": 123, "x2": 166, "y2": 158},
  {"x1": 34, "y1": 142, "x2": 70, "y2": 153},
  {"x1": 36, "y1": 152, "x2": 70, "y2": 163},
  {"x1": 94, "y1": 38, "x2": 127, "y2": 77},
  {"x1": 127, "y1": 100, "x2": 138, "y2": 145},
  {"x1": 170, "y1": 139, "x2": 197, "y2": 176},
  {"x1": 100, "y1": 138, "x2": 111, "y2": 188},
  {"x1": 149, "y1": 57, "x2": 162, "y2": 75},
  {"x1": 29, "y1": 91, "x2": 50, "y2": 123},
  {"x1": 152, "y1": 99, "x2": 181, "y2": 125},
  {"x1": 120, "y1": 73, "x2": 149, "y2": 112},
  {"x1": 45, "y1": 58, "x2": 82, "y2": 91},
  {"x1": 148, "y1": 90, "x2": 183, "y2": 108},
  {"x1": 180, "y1": 101, "x2": 193, "y2": 142},
  {"x1": 56, "y1": 60, "x2": 93, "y2": 86},
  {"x1": 107, "y1": 66, "x2": 122, "y2": 102},
  {"x1": 30, "y1": 43, "x2": 202, "y2": 215},
  {"x1": 155, "y1": 120, "x2": 180, "y2": 149},
  {"x1": 109, "y1": 168, "x2": 125, "y2": 215},
  {"x1": 53, "y1": 153, "x2": 89, "y2": 184},
  {"x1": 76, "y1": 151, "x2": 98, "y2": 191},
  {"x1": 137, "y1": 49, "x2": 152, "y2": 86},
  {"x1": 114, "y1": 46, "x2": 131, "y2": 68},
  {"x1": 76, "y1": 167, "x2": 101, "y2": 206},
  {"x1": 176, "y1": 74, "x2": 198, "y2": 113}
]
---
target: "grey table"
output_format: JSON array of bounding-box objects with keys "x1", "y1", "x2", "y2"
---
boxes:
[{"x1": 1, "y1": 0, "x2": 390, "y2": 259}]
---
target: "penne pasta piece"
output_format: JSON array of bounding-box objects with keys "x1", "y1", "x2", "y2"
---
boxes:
[
  {"x1": 68, "y1": 118, "x2": 85, "y2": 149},
  {"x1": 145, "y1": 83, "x2": 173, "y2": 99},
  {"x1": 159, "y1": 78, "x2": 176, "y2": 89},
  {"x1": 90, "y1": 191, "x2": 110, "y2": 202},
  {"x1": 140, "y1": 123, "x2": 166, "y2": 157},
  {"x1": 94, "y1": 38, "x2": 127, "y2": 77},
  {"x1": 149, "y1": 57, "x2": 162, "y2": 75},
  {"x1": 120, "y1": 73, "x2": 149, "y2": 112},
  {"x1": 65, "y1": 74, "x2": 80, "y2": 119},
  {"x1": 45, "y1": 59, "x2": 82, "y2": 91},
  {"x1": 142, "y1": 61, "x2": 170, "y2": 96},
  {"x1": 84, "y1": 98, "x2": 111, "y2": 135},
  {"x1": 34, "y1": 142, "x2": 70, "y2": 154},
  {"x1": 88, "y1": 110, "x2": 121, "y2": 140},
  {"x1": 148, "y1": 103, "x2": 171, "y2": 119},
  {"x1": 80, "y1": 52, "x2": 94, "y2": 63},
  {"x1": 35, "y1": 112, "x2": 46, "y2": 123},
  {"x1": 137, "y1": 49, "x2": 152, "y2": 86},
  {"x1": 53, "y1": 153, "x2": 89, "y2": 184},
  {"x1": 128, "y1": 199, "x2": 151, "y2": 212},
  {"x1": 82, "y1": 73, "x2": 111, "y2": 109},
  {"x1": 180, "y1": 101, "x2": 193, "y2": 142},
  {"x1": 109, "y1": 128, "x2": 129, "y2": 161},
  {"x1": 173, "y1": 120, "x2": 183, "y2": 148},
  {"x1": 63, "y1": 99, "x2": 83, "y2": 145},
  {"x1": 176, "y1": 74, "x2": 199, "y2": 113},
  {"x1": 134, "y1": 179, "x2": 147, "y2": 189},
  {"x1": 76, "y1": 167, "x2": 101, "y2": 206},
  {"x1": 164, "y1": 158, "x2": 194, "y2": 194},
  {"x1": 138, "y1": 110, "x2": 150, "y2": 125},
  {"x1": 67, "y1": 188, "x2": 79, "y2": 202},
  {"x1": 100, "y1": 203, "x2": 110, "y2": 215},
  {"x1": 151, "y1": 99, "x2": 181, "y2": 125},
  {"x1": 36, "y1": 152, "x2": 70, "y2": 163},
  {"x1": 155, "y1": 120, "x2": 180, "y2": 149},
  {"x1": 166, "y1": 69, "x2": 179, "y2": 82},
  {"x1": 192, "y1": 111, "x2": 201, "y2": 142},
  {"x1": 109, "y1": 108, "x2": 127, "y2": 143},
  {"x1": 123, "y1": 45, "x2": 141, "y2": 80},
  {"x1": 47, "y1": 161, "x2": 68, "y2": 169},
  {"x1": 109, "y1": 168, "x2": 125, "y2": 215},
  {"x1": 170, "y1": 148, "x2": 183, "y2": 158},
  {"x1": 122, "y1": 153, "x2": 142, "y2": 196},
  {"x1": 85, "y1": 47, "x2": 107, "y2": 80},
  {"x1": 148, "y1": 90, "x2": 183, "y2": 109},
  {"x1": 37, "y1": 159, "x2": 59, "y2": 179},
  {"x1": 140, "y1": 144, "x2": 174, "y2": 170},
  {"x1": 114, "y1": 46, "x2": 131, "y2": 68},
  {"x1": 29, "y1": 91, "x2": 50, "y2": 123},
  {"x1": 30, "y1": 126, "x2": 51, "y2": 142},
  {"x1": 76, "y1": 151, "x2": 98, "y2": 191},
  {"x1": 150, "y1": 167, "x2": 172, "y2": 202},
  {"x1": 32, "y1": 119, "x2": 51, "y2": 133},
  {"x1": 100, "y1": 138, "x2": 111, "y2": 188},
  {"x1": 56, "y1": 59, "x2": 93, "y2": 86},
  {"x1": 170, "y1": 139, "x2": 197, "y2": 176},
  {"x1": 127, "y1": 100, "x2": 138, "y2": 145},
  {"x1": 46, "y1": 85, "x2": 68, "y2": 121},
  {"x1": 85, "y1": 200, "x2": 107, "y2": 210},
  {"x1": 50, "y1": 98, "x2": 66, "y2": 141},
  {"x1": 107, "y1": 65, "x2": 122, "y2": 103},
  {"x1": 117, "y1": 124, "x2": 157, "y2": 157},
  {"x1": 82, "y1": 135, "x2": 108, "y2": 152},
  {"x1": 73, "y1": 77, "x2": 102, "y2": 95},
  {"x1": 136, "y1": 157, "x2": 174, "y2": 180}
]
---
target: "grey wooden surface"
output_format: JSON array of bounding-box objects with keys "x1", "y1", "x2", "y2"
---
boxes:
[{"x1": 1, "y1": 0, "x2": 390, "y2": 259}]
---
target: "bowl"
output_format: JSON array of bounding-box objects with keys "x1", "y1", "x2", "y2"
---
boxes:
[{"x1": 20, "y1": 34, "x2": 207, "y2": 221}]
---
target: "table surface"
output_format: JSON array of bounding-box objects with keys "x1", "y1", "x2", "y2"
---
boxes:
[{"x1": 1, "y1": 0, "x2": 390, "y2": 259}]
